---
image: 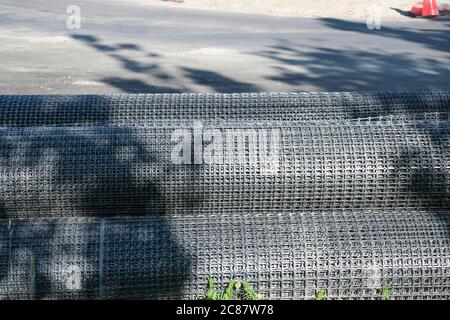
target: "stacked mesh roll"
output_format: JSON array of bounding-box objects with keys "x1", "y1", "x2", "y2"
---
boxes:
[{"x1": 0, "y1": 92, "x2": 449, "y2": 299}]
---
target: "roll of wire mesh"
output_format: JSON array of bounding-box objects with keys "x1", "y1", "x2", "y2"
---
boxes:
[
  {"x1": 0, "y1": 91, "x2": 448, "y2": 126},
  {"x1": 0, "y1": 92, "x2": 449, "y2": 299}
]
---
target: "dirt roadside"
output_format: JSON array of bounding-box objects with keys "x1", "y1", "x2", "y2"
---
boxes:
[{"x1": 122, "y1": 0, "x2": 449, "y2": 19}]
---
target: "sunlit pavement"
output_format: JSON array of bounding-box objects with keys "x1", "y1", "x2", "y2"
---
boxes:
[{"x1": 0, "y1": 0, "x2": 449, "y2": 93}]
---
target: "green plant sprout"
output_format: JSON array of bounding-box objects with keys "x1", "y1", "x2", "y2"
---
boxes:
[
  {"x1": 241, "y1": 281, "x2": 260, "y2": 300},
  {"x1": 381, "y1": 283, "x2": 391, "y2": 300},
  {"x1": 28, "y1": 255, "x2": 36, "y2": 300},
  {"x1": 315, "y1": 289, "x2": 326, "y2": 300},
  {"x1": 205, "y1": 277, "x2": 221, "y2": 300},
  {"x1": 221, "y1": 280, "x2": 235, "y2": 300},
  {"x1": 205, "y1": 277, "x2": 261, "y2": 300}
]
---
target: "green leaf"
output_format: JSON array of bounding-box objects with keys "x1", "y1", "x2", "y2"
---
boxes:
[
  {"x1": 205, "y1": 277, "x2": 220, "y2": 300},
  {"x1": 28, "y1": 256, "x2": 36, "y2": 300},
  {"x1": 221, "y1": 280, "x2": 235, "y2": 300},
  {"x1": 204, "y1": 277, "x2": 261, "y2": 300},
  {"x1": 381, "y1": 286, "x2": 390, "y2": 300},
  {"x1": 315, "y1": 290, "x2": 326, "y2": 300},
  {"x1": 241, "y1": 281, "x2": 260, "y2": 300}
]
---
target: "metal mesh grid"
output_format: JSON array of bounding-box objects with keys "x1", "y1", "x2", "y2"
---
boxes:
[
  {"x1": 0, "y1": 211, "x2": 449, "y2": 300},
  {"x1": 0, "y1": 92, "x2": 449, "y2": 126},
  {"x1": 0, "y1": 92, "x2": 449, "y2": 299},
  {"x1": 0, "y1": 120, "x2": 448, "y2": 218}
]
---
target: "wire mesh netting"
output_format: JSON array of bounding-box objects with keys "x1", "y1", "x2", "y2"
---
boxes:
[
  {"x1": 1, "y1": 212, "x2": 449, "y2": 300},
  {"x1": 0, "y1": 120, "x2": 448, "y2": 217},
  {"x1": 0, "y1": 92, "x2": 449, "y2": 299},
  {"x1": 0, "y1": 92, "x2": 449, "y2": 126}
]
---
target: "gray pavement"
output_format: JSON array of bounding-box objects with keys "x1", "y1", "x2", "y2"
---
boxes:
[{"x1": 0, "y1": 0, "x2": 449, "y2": 93}]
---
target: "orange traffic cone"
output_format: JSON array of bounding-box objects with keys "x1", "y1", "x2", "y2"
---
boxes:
[
  {"x1": 410, "y1": 2, "x2": 423, "y2": 16},
  {"x1": 422, "y1": 0, "x2": 439, "y2": 16}
]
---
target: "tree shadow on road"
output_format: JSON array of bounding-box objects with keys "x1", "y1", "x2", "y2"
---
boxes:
[
  {"x1": 255, "y1": 38, "x2": 450, "y2": 91},
  {"x1": 319, "y1": 18, "x2": 450, "y2": 54},
  {"x1": 71, "y1": 34, "x2": 259, "y2": 93}
]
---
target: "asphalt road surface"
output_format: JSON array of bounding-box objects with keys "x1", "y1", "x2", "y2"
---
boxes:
[{"x1": 0, "y1": 0, "x2": 449, "y2": 93}]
